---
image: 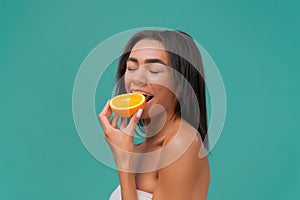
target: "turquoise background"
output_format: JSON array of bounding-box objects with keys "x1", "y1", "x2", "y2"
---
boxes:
[{"x1": 1, "y1": 0, "x2": 299, "y2": 199}]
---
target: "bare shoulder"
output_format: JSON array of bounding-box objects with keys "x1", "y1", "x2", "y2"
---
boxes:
[
  {"x1": 154, "y1": 119, "x2": 210, "y2": 199},
  {"x1": 164, "y1": 120, "x2": 203, "y2": 162}
]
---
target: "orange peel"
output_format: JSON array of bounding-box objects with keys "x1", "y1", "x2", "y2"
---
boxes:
[{"x1": 109, "y1": 93, "x2": 146, "y2": 117}]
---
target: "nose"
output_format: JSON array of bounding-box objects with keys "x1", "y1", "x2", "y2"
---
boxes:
[{"x1": 131, "y1": 68, "x2": 147, "y2": 86}]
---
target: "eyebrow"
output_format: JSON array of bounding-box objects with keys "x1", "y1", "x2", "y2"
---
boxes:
[{"x1": 127, "y1": 57, "x2": 167, "y2": 65}]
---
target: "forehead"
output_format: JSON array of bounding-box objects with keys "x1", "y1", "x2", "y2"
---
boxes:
[
  {"x1": 132, "y1": 39, "x2": 166, "y2": 50},
  {"x1": 129, "y1": 39, "x2": 170, "y2": 65}
]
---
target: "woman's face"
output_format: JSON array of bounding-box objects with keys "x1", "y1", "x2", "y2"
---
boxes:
[{"x1": 124, "y1": 39, "x2": 179, "y2": 119}]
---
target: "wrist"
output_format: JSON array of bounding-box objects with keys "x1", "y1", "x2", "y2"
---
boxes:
[
  {"x1": 118, "y1": 171, "x2": 136, "y2": 189},
  {"x1": 118, "y1": 170, "x2": 135, "y2": 177}
]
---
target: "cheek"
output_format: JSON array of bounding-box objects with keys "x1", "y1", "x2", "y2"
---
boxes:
[
  {"x1": 150, "y1": 77, "x2": 177, "y2": 95},
  {"x1": 152, "y1": 83, "x2": 177, "y2": 100}
]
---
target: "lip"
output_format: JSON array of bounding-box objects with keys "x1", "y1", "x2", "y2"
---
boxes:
[
  {"x1": 131, "y1": 89, "x2": 154, "y2": 97},
  {"x1": 131, "y1": 89, "x2": 154, "y2": 103},
  {"x1": 145, "y1": 96, "x2": 154, "y2": 106}
]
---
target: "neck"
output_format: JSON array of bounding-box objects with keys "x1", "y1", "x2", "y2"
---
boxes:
[{"x1": 143, "y1": 111, "x2": 180, "y2": 144}]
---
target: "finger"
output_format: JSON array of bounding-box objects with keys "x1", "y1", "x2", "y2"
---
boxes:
[
  {"x1": 110, "y1": 115, "x2": 120, "y2": 129},
  {"x1": 122, "y1": 109, "x2": 143, "y2": 136},
  {"x1": 120, "y1": 117, "x2": 127, "y2": 129},
  {"x1": 98, "y1": 100, "x2": 113, "y2": 132},
  {"x1": 99, "y1": 100, "x2": 112, "y2": 119}
]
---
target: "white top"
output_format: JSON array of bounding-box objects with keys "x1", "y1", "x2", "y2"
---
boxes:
[{"x1": 110, "y1": 185, "x2": 153, "y2": 200}]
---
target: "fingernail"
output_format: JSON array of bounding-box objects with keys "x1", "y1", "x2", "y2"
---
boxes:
[{"x1": 136, "y1": 109, "x2": 143, "y2": 118}]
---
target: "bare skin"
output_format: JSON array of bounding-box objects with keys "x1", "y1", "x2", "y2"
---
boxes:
[
  {"x1": 98, "y1": 39, "x2": 210, "y2": 199},
  {"x1": 134, "y1": 118, "x2": 210, "y2": 200}
]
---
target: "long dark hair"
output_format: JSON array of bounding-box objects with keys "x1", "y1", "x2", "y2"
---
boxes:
[{"x1": 115, "y1": 30, "x2": 208, "y2": 149}]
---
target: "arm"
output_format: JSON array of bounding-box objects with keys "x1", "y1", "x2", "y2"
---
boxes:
[
  {"x1": 152, "y1": 134, "x2": 210, "y2": 200},
  {"x1": 98, "y1": 100, "x2": 142, "y2": 200},
  {"x1": 118, "y1": 172, "x2": 138, "y2": 200}
]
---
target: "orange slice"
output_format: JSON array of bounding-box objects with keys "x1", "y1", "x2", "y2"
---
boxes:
[{"x1": 109, "y1": 93, "x2": 146, "y2": 117}]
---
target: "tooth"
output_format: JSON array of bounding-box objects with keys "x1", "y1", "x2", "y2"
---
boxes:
[{"x1": 132, "y1": 90, "x2": 152, "y2": 96}]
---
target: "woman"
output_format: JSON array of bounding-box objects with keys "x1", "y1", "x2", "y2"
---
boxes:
[{"x1": 98, "y1": 30, "x2": 210, "y2": 200}]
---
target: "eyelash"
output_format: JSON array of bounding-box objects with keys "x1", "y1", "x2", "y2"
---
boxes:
[
  {"x1": 150, "y1": 70, "x2": 160, "y2": 74},
  {"x1": 127, "y1": 68, "x2": 137, "y2": 71},
  {"x1": 127, "y1": 67, "x2": 161, "y2": 74}
]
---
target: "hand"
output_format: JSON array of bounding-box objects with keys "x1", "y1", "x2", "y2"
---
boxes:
[{"x1": 98, "y1": 100, "x2": 143, "y2": 172}]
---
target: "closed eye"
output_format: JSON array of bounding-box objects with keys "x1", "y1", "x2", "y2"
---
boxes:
[
  {"x1": 149, "y1": 70, "x2": 160, "y2": 74},
  {"x1": 127, "y1": 66, "x2": 138, "y2": 71},
  {"x1": 128, "y1": 68, "x2": 137, "y2": 71},
  {"x1": 148, "y1": 63, "x2": 165, "y2": 74}
]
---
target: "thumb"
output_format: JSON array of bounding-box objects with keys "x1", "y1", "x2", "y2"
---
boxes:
[{"x1": 122, "y1": 109, "x2": 143, "y2": 136}]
